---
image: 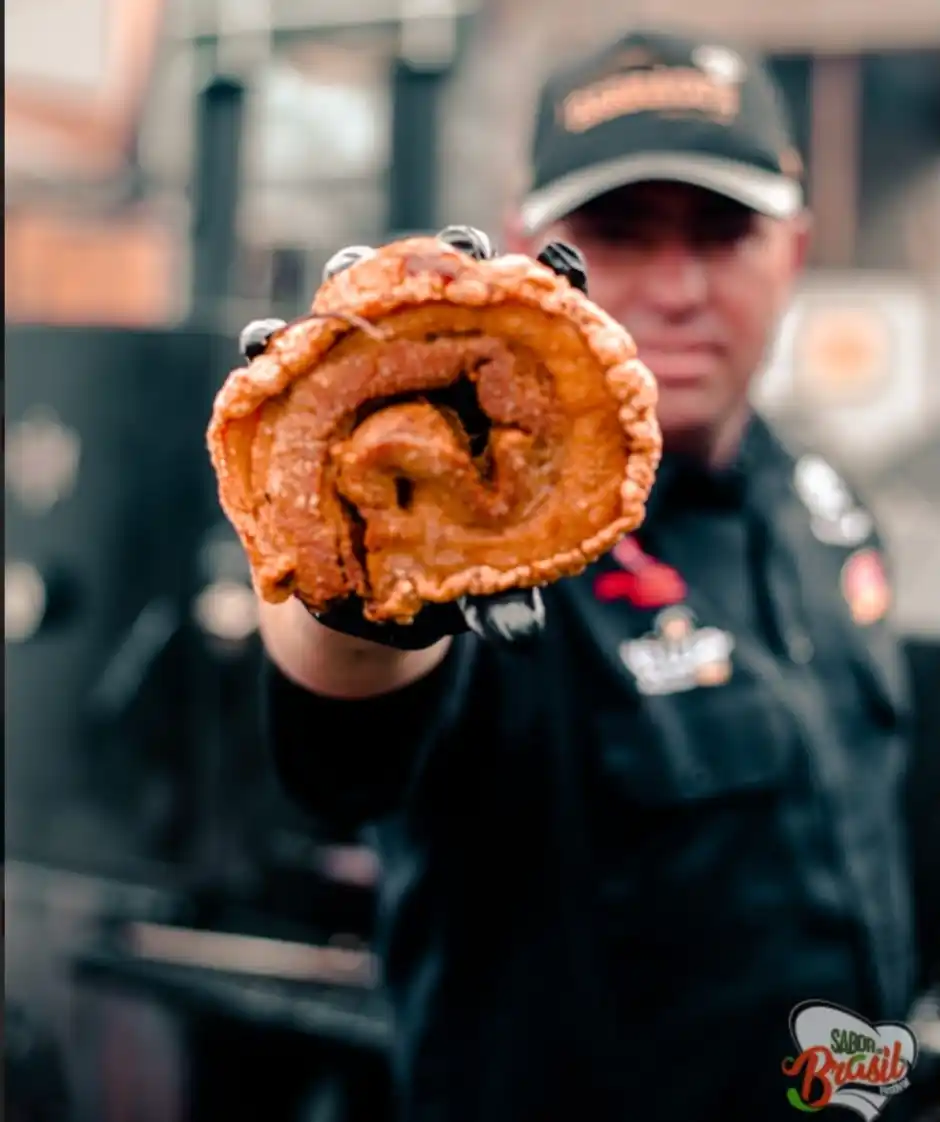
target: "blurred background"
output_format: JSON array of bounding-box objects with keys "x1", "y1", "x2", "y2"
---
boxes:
[{"x1": 5, "y1": 1, "x2": 939, "y2": 1120}]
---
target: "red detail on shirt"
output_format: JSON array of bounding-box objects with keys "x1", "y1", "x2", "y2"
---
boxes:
[{"x1": 593, "y1": 537, "x2": 687, "y2": 608}]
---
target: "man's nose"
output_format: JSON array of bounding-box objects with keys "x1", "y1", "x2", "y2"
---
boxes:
[{"x1": 640, "y1": 240, "x2": 708, "y2": 314}]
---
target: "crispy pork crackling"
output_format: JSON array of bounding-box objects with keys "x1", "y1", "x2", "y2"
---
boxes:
[{"x1": 206, "y1": 235, "x2": 662, "y2": 624}]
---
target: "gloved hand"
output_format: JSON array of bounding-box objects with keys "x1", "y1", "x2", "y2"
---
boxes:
[{"x1": 237, "y1": 225, "x2": 588, "y2": 651}]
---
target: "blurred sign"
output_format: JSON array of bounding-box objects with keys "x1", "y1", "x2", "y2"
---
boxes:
[
  {"x1": 754, "y1": 275, "x2": 929, "y2": 471},
  {"x1": 792, "y1": 305, "x2": 893, "y2": 408}
]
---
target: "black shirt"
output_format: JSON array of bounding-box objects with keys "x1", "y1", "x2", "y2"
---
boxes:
[{"x1": 265, "y1": 416, "x2": 916, "y2": 1122}]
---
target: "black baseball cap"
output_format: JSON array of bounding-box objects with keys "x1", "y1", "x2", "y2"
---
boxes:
[{"x1": 521, "y1": 29, "x2": 804, "y2": 235}]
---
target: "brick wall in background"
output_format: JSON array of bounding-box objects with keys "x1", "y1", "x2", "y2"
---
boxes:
[
  {"x1": 4, "y1": 210, "x2": 185, "y2": 328},
  {"x1": 4, "y1": 0, "x2": 179, "y2": 328}
]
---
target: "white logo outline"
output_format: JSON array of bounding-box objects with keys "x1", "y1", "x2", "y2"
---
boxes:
[
  {"x1": 619, "y1": 606, "x2": 735, "y2": 696},
  {"x1": 793, "y1": 454, "x2": 874, "y2": 547}
]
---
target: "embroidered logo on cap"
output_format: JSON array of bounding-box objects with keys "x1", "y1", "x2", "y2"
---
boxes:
[
  {"x1": 620, "y1": 606, "x2": 735, "y2": 696},
  {"x1": 558, "y1": 66, "x2": 740, "y2": 133}
]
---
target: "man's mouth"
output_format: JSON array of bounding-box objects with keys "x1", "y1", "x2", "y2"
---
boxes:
[
  {"x1": 638, "y1": 346, "x2": 721, "y2": 384},
  {"x1": 634, "y1": 338, "x2": 722, "y2": 354}
]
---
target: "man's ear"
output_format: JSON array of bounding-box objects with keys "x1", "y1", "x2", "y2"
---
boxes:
[{"x1": 790, "y1": 210, "x2": 813, "y2": 275}]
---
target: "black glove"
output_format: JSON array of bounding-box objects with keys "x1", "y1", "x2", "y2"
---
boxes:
[{"x1": 237, "y1": 226, "x2": 588, "y2": 650}]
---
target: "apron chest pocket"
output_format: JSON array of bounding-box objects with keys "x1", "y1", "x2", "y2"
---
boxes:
[{"x1": 596, "y1": 678, "x2": 792, "y2": 806}]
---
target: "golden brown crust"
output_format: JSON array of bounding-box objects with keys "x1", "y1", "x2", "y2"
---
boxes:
[{"x1": 207, "y1": 236, "x2": 661, "y2": 623}]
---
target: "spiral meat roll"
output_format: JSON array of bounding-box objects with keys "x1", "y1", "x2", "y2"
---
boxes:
[{"x1": 207, "y1": 234, "x2": 661, "y2": 624}]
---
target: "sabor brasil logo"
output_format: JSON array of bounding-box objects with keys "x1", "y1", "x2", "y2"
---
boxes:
[{"x1": 782, "y1": 1001, "x2": 918, "y2": 1118}]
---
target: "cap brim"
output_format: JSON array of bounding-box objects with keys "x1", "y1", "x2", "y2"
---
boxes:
[{"x1": 520, "y1": 152, "x2": 804, "y2": 234}]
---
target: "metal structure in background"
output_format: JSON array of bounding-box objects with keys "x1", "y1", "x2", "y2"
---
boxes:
[
  {"x1": 4, "y1": 325, "x2": 219, "y2": 1122},
  {"x1": 388, "y1": 1, "x2": 462, "y2": 234},
  {"x1": 4, "y1": 326, "x2": 224, "y2": 876},
  {"x1": 387, "y1": 59, "x2": 445, "y2": 234},
  {"x1": 190, "y1": 76, "x2": 248, "y2": 318},
  {"x1": 168, "y1": 0, "x2": 472, "y2": 323}
]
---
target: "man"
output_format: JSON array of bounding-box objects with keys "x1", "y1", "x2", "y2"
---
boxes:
[{"x1": 258, "y1": 30, "x2": 917, "y2": 1122}]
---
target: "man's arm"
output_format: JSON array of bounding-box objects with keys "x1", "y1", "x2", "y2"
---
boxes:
[
  {"x1": 258, "y1": 597, "x2": 452, "y2": 700},
  {"x1": 259, "y1": 597, "x2": 466, "y2": 830},
  {"x1": 258, "y1": 587, "x2": 544, "y2": 830}
]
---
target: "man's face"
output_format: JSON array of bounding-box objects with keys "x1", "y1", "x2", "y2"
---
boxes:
[{"x1": 537, "y1": 182, "x2": 808, "y2": 456}]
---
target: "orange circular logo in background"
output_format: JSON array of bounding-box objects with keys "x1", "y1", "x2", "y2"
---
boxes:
[
  {"x1": 841, "y1": 548, "x2": 891, "y2": 626},
  {"x1": 794, "y1": 306, "x2": 892, "y2": 408}
]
